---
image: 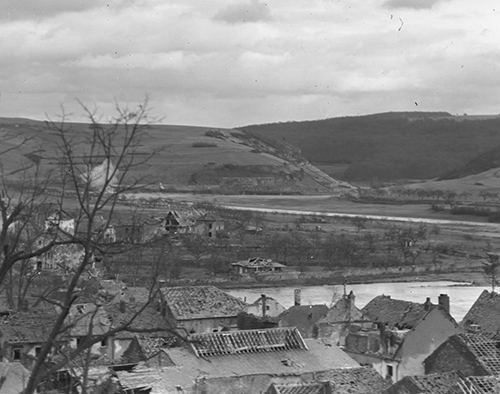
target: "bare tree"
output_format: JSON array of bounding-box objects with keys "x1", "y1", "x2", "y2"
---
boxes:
[{"x1": 0, "y1": 99, "x2": 175, "y2": 394}]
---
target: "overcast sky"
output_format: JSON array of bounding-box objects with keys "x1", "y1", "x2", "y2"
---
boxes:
[{"x1": 1, "y1": 0, "x2": 499, "y2": 127}]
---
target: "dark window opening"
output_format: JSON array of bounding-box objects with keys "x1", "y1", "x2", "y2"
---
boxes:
[
  {"x1": 12, "y1": 348, "x2": 21, "y2": 360},
  {"x1": 101, "y1": 338, "x2": 107, "y2": 347},
  {"x1": 35, "y1": 346, "x2": 42, "y2": 356},
  {"x1": 387, "y1": 365, "x2": 394, "y2": 378}
]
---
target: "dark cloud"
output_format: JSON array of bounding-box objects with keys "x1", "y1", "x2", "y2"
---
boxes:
[
  {"x1": 0, "y1": 0, "x2": 105, "y2": 20},
  {"x1": 384, "y1": 0, "x2": 445, "y2": 9},
  {"x1": 213, "y1": 0, "x2": 271, "y2": 24}
]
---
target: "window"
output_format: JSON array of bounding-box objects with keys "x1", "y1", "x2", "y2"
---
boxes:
[
  {"x1": 35, "y1": 346, "x2": 42, "y2": 356},
  {"x1": 386, "y1": 365, "x2": 394, "y2": 378},
  {"x1": 12, "y1": 347, "x2": 21, "y2": 361},
  {"x1": 101, "y1": 338, "x2": 107, "y2": 347},
  {"x1": 266, "y1": 305, "x2": 270, "y2": 310}
]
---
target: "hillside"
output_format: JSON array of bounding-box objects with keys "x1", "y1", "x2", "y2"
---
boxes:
[
  {"x1": 0, "y1": 117, "x2": 351, "y2": 195},
  {"x1": 239, "y1": 112, "x2": 500, "y2": 183},
  {"x1": 440, "y1": 143, "x2": 500, "y2": 180}
]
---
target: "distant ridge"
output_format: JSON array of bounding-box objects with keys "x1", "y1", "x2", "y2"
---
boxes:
[{"x1": 239, "y1": 111, "x2": 500, "y2": 182}]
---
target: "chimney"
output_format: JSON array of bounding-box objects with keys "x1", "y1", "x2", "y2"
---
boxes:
[
  {"x1": 261, "y1": 294, "x2": 267, "y2": 318},
  {"x1": 294, "y1": 289, "x2": 301, "y2": 306},
  {"x1": 348, "y1": 290, "x2": 355, "y2": 304},
  {"x1": 438, "y1": 294, "x2": 450, "y2": 314},
  {"x1": 424, "y1": 297, "x2": 432, "y2": 311}
]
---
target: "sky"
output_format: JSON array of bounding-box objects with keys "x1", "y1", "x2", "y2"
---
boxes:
[{"x1": 1, "y1": 0, "x2": 500, "y2": 127}]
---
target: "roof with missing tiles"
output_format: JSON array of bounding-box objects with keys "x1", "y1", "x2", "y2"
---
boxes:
[
  {"x1": 425, "y1": 333, "x2": 500, "y2": 376},
  {"x1": 385, "y1": 371, "x2": 463, "y2": 394},
  {"x1": 316, "y1": 367, "x2": 390, "y2": 393},
  {"x1": 189, "y1": 327, "x2": 307, "y2": 358},
  {"x1": 116, "y1": 333, "x2": 359, "y2": 393},
  {"x1": 161, "y1": 286, "x2": 247, "y2": 320},
  {"x1": 461, "y1": 290, "x2": 500, "y2": 336},
  {"x1": 268, "y1": 382, "x2": 331, "y2": 394},
  {"x1": 362, "y1": 295, "x2": 435, "y2": 329}
]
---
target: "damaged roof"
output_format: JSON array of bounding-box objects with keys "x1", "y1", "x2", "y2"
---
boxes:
[
  {"x1": 384, "y1": 371, "x2": 463, "y2": 394},
  {"x1": 116, "y1": 335, "x2": 359, "y2": 393},
  {"x1": 162, "y1": 286, "x2": 247, "y2": 320},
  {"x1": 316, "y1": 367, "x2": 390, "y2": 393},
  {"x1": 268, "y1": 382, "x2": 331, "y2": 394},
  {"x1": 362, "y1": 295, "x2": 434, "y2": 329},
  {"x1": 425, "y1": 333, "x2": 500, "y2": 376},
  {"x1": 454, "y1": 375, "x2": 500, "y2": 394},
  {"x1": 461, "y1": 290, "x2": 500, "y2": 336},
  {"x1": 233, "y1": 257, "x2": 287, "y2": 268},
  {"x1": 189, "y1": 327, "x2": 307, "y2": 358}
]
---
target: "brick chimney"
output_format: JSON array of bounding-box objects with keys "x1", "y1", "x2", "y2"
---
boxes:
[
  {"x1": 438, "y1": 294, "x2": 450, "y2": 314},
  {"x1": 294, "y1": 289, "x2": 301, "y2": 306},
  {"x1": 424, "y1": 297, "x2": 432, "y2": 311}
]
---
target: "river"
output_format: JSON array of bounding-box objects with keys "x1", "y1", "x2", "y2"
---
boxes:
[{"x1": 227, "y1": 281, "x2": 491, "y2": 322}]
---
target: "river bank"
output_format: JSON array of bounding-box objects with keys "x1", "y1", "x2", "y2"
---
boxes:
[{"x1": 176, "y1": 269, "x2": 488, "y2": 290}]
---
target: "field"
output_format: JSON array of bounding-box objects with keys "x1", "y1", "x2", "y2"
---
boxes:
[{"x1": 0, "y1": 117, "x2": 333, "y2": 193}]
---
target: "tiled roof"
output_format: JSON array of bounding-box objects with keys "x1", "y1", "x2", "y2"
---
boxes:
[
  {"x1": 362, "y1": 295, "x2": 433, "y2": 329},
  {"x1": 0, "y1": 309, "x2": 59, "y2": 344},
  {"x1": 278, "y1": 305, "x2": 328, "y2": 337},
  {"x1": 105, "y1": 303, "x2": 172, "y2": 339},
  {"x1": 189, "y1": 327, "x2": 307, "y2": 358},
  {"x1": 317, "y1": 366, "x2": 390, "y2": 393},
  {"x1": 162, "y1": 286, "x2": 247, "y2": 320},
  {"x1": 456, "y1": 334, "x2": 500, "y2": 375},
  {"x1": 269, "y1": 382, "x2": 331, "y2": 394},
  {"x1": 461, "y1": 290, "x2": 500, "y2": 336},
  {"x1": 116, "y1": 338, "x2": 359, "y2": 393},
  {"x1": 385, "y1": 371, "x2": 463, "y2": 394},
  {"x1": 456, "y1": 375, "x2": 500, "y2": 394}
]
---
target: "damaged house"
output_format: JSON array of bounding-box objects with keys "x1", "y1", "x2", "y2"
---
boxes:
[
  {"x1": 344, "y1": 294, "x2": 460, "y2": 383},
  {"x1": 116, "y1": 327, "x2": 368, "y2": 394},
  {"x1": 160, "y1": 286, "x2": 247, "y2": 334}
]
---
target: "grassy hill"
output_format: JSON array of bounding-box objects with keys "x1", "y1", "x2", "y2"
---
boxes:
[
  {"x1": 239, "y1": 112, "x2": 500, "y2": 183},
  {"x1": 0, "y1": 117, "x2": 346, "y2": 194}
]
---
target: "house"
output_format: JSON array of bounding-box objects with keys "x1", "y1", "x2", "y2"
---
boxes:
[
  {"x1": 344, "y1": 294, "x2": 460, "y2": 383},
  {"x1": 315, "y1": 290, "x2": 373, "y2": 345},
  {"x1": 246, "y1": 294, "x2": 287, "y2": 318},
  {"x1": 460, "y1": 290, "x2": 500, "y2": 336},
  {"x1": 232, "y1": 257, "x2": 286, "y2": 275},
  {"x1": 424, "y1": 333, "x2": 500, "y2": 376},
  {"x1": 0, "y1": 361, "x2": 30, "y2": 394},
  {"x1": 383, "y1": 371, "x2": 463, "y2": 394},
  {"x1": 45, "y1": 211, "x2": 75, "y2": 236},
  {"x1": 0, "y1": 308, "x2": 64, "y2": 367},
  {"x1": 193, "y1": 213, "x2": 224, "y2": 238},
  {"x1": 116, "y1": 327, "x2": 360, "y2": 394},
  {"x1": 35, "y1": 242, "x2": 85, "y2": 272},
  {"x1": 162, "y1": 208, "x2": 204, "y2": 234},
  {"x1": 278, "y1": 304, "x2": 328, "y2": 338},
  {"x1": 160, "y1": 286, "x2": 247, "y2": 334}
]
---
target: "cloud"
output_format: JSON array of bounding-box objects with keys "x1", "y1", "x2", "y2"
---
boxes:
[
  {"x1": 0, "y1": 0, "x2": 104, "y2": 20},
  {"x1": 213, "y1": 0, "x2": 271, "y2": 24},
  {"x1": 383, "y1": 0, "x2": 447, "y2": 9}
]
